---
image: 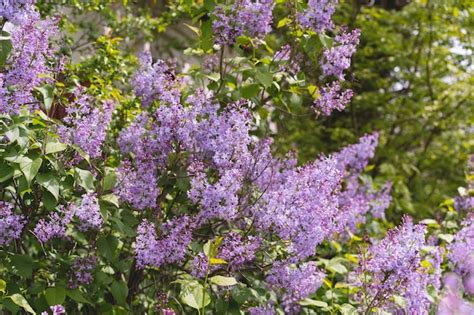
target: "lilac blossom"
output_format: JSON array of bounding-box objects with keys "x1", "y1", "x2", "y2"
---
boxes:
[
  {"x1": 369, "y1": 181, "x2": 392, "y2": 219},
  {"x1": 131, "y1": 52, "x2": 182, "y2": 108},
  {"x1": 50, "y1": 305, "x2": 66, "y2": 315},
  {"x1": 1, "y1": 13, "x2": 59, "y2": 114},
  {"x1": 313, "y1": 81, "x2": 353, "y2": 116},
  {"x1": 454, "y1": 195, "x2": 474, "y2": 212},
  {"x1": 191, "y1": 253, "x2": 209, "y2": 278},
  {"x1": 353, "y1": 217, "x2": 432, "y2": 313},
  {"x1": 251, "y1": 156, "x2": 344, "y2": 260},
  {"x1": 266, "y1": 261, "x2": 325, "y2": 313},
  {"x1": 189, "y1": 168, "x2": 243, "y2": 223},
  {"x1": 135, "y1": 216, "x2": 193, "y2": 268},
  {"x1": 448, "y1": 214, "x2": 474, "y2": 275},
  {"x1": 40, "y1": 304, "x2": 66, "y2": 315},
  {"x1": 33, "y1": 206, "x2": 73, "y2": 242},
  {"x1": 297, "y1": 0, "x2": 337, "y2": 34},
  {"x1": 217, "y1": 232, "x2": 261, "y2": 270},
  {"x1": 0, "y1": 0, "x2": 37, "y2": 24},
  {"x1": 58, "y1": 88, "x2": 114, "y2": 159},
  {"x1": 161, "y1": 309, "x2": 175, "y2": 315},
  {"x1": 0, "y1": 202, "x2": 25, "y2": 246},
  {"x1": 68, "y1": 256, "x2": 97, "y2": 288},
  {"x1": 213, "y1": 0, "x2": 274, "y2": 45},
  {"x1": 321, "y1": 27, "x2": 360, "y2": 80},
  {"x1": 115, "y1": 161, "x2": 160, "y2": 210},
  {"x1": 335, "y1": 132, "x2": 379, "y2": 173},
  {"x1": 249, "y1": 305, "x2": 275, "y2": 315},
  {"x1": 71, "y1": 193, "x2": 103, "y2": 232},
  {"x1": 438, "y1": 273, "x2": 474, "y2": 315}
]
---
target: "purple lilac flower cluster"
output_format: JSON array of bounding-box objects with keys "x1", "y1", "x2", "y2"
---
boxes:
[
  {"x1": 313, "y1": 81, "x2": 353, "y2": 116},
  {"x1": 135, "y1": 216, "x2": 193, "y2": 268},
  {"x1": 71, "y1": 193, "x2": 103, "y2": 232},
  {"x1": 297, "y1": 0, "x2": 337, "y2": 34},
  {"x1": 454, "y1": 195, "x2": 474, "y2": 212},
  {"x1": 448, "y1": 214, "x2": 474, "y2": 275},
  {"x1": 68, "y1": 256, "x2": 97, "y2": 288},
  {"x1": 251, "y1": 156, "x2": 343, "y2": 260},
  {"x1": 58, "y1": 88, "x2": 114, "y2": 159},
  {"x1": 40, "y1": 304, "x2": 66, "y2": 315},
  {"x1": 438, "y1": 273, "x2": 474, "y2": 315},
  {"x1": 0, "y1": 0, "x2": 37, "y2": 24},
  {"x1": 313, "y1": 28, "x2": 360, "y2": 116},
  {"x1": 321, "y1": 28, "x2": 361, "y2": 80},
  {"x1": 130, "y1": 52, "x2": 182, "y2": 108},
  {"x1": 213, "y1": 0, "x2": 274, "y2": 45},
  {"x1": 335, "y1": 132, "x2": 378, "y2": 173},
  {"x1": 117, "y1": 89, "x2": 252, "y2": 214},
  {"x1": 33, "y1": 206, "x2": 73, "y2": 242},
  {"x1": 353, "y1": 217, "x2": 431, "y2": 313},
  {"x1": 266, "y1": 261, "x2": 325, "y2": 314},
  {"x1": 217, "y1": 232, "x2": 261, "y2": 270},
  {"x1": 0, "y1": 202, "x2": 25, "y2": 246},
  {"x1": 248, "y1": 305, "x2": 275, "y2": 315},
  {"x1": 115, "y1": 160, "x2": 160, "y2": 210},
  {"x1": 191, "y1": 253, "x2": 209, "y2": 278},
  {"x1": 333, "y1": 133, "x2": 392, "y2": 229},
  {"x1": 0, "y1": 12, "x2": 59, "y2": 114}
]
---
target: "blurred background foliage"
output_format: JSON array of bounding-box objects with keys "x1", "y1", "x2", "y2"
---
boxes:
[{"x1": 38, "y1": 0, "x2": 473, "y2": 222}]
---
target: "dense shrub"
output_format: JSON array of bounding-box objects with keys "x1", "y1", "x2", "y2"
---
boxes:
[{"x1": 0, "y1": 1, "x2": 472, "y2": 314}]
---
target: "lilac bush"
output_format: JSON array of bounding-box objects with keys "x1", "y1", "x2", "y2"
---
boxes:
[{"x1": 0, "y1": 0, "x2": 471, "y2": 314}]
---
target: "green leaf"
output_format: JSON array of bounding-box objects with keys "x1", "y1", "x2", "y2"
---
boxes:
[
  {"x1": 102, "y1": 167, "x2": 117, "y2": 191},
  {"x1": 241, "y1": 84, "x2": 260, "y2": 99},
  {"x1": 0, "y1": 279, "x2": 6, "y2": 295},
  {"x1": 184, "y1": 23, "x2": 200, "y2": 36},
  {"x1": 327, "y1": 260, "x2": 348, "y2": 274},
  {"x1": 45, "y1": 286, "x2": 66, "y2": 306},
  {"x1": 11, "y1": 255, "x2": 35, "y2": 278},
  {"x1": 210, "y1": 276, "x2": 237, "y2": 286},
  {"x1": 75, "y1": 168, "x2": 95, "y2": 192},
  {"x1": 0, "y1": 30, "x2": 12, "y2": 66},
  {"x1": 299, "y1": 298, "x2": 328, "y2": 308},
  {"x1": 111, "y1": 281, "x2": 128, "y2": 306},
  {"x1": 35, "y1": 85, "x2": 55, "y2": 112},
  {"x1": 206, "y1": 72, "x2": 220, "y2": 82},
  {"x1": 42, "y1": 191, "x2": 58, "y2": 210},
  {"x1": 277, "y1": 17, "x2": 291, "y2": 28},
  {"x1": 66, "y1": 289, "x2": 92, "y2": 305},
  {"x1": 45, "y1": 142, "x2": 67, "y2": 155},
  {"x1": 0, "y1": 163, "x2": 14, "y2": 183},
  {"x1": 179, "y1": 281, "x2": 210, "y2": 310},
  {"x1": 438, "y1": 233, "x2": 454, "y2": 243},
  {"x1": 318, "y1": 33, "x2": 333, "y2": 49},
  {"x1": 100, "y1": 193, "x2": 119, "y2": 208},
  {"x1": 97, "y1": 235, "x2": 119, "y2": 261},
  {"x1": 5, "y1": 127, "x2": 19, "y2": 143},
  {"x1": 71, "y1": 145, "x2": 90, "y2": 164},
  {"x1": 200, "y1": 20, "x2": 213, "y2": 51},
  {"x1": 8, "y1": 294, "x2": 35, "y2": 314},
  {"x1": 339, "y1": 303, "x2": 358, "y2": 315},
  {"x1": 419, "y1": 219, "x2": 440, "y2": 227},
  {"x1": 236, "y1": 35, "x2": 251, "y2": 46},
  {"x1": 37, "y1": 173, "x2": 60, "y2": 200},
  {"x1": 20, "y1": 157, "x2": 42, "y2": 184},
  {"x1": 209, "y1": 257, "x2": 227, "y2": 265},
  {"x1": 256, "y1": 71, "x2": 273, "y2": 88}
]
